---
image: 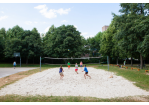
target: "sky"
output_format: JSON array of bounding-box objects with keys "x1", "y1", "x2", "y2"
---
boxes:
[{"x1": 0, "y1": 1, "x2": 128, "y2": 39}]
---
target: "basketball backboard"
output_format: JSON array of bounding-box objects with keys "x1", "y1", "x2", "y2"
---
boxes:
[{"x1": 14, "y1": 52, "x2": 20, "y2": 57}]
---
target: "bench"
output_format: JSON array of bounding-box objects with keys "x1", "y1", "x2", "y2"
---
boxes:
[
  {"x1": 145, "y1": 70, "x2": 149, "y2": 72},
  {"x1": 131, "y1": 68, "x2": 140, "y2": 71}
]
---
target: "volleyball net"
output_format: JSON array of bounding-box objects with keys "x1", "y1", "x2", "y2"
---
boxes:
[{"x1": 42, "y1": 57, "x2": 102, "y2": 64}]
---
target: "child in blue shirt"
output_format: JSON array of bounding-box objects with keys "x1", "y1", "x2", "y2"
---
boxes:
[
  {"x1": 59, "y1": 65, "x2": 64, "y2": 80},
  {"x1": 13, "y1": 61, "x2": 16, "y2": 69},
  {"x1": 82, "y1": 65, "x2": 91, "y2": 79}
]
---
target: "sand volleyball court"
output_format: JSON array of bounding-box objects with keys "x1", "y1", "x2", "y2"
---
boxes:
[{"x1": 0, "y1": 67, "x2": 149, "y2": 98}]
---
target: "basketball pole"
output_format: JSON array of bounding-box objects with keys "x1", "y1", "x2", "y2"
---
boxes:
[{"x1": 20, "y1": 57, "x2": 21, "y2": 67}]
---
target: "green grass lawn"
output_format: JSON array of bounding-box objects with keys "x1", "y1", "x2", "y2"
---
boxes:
[
  {"x1": 96, "y1": 65, "x2": 149, "y2": 91},
  {"x1": 0, "y1": 94, "x2": 147, "y2": 102}
]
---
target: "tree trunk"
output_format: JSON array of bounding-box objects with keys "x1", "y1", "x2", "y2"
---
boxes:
[
  {"x1": 116, "y1": 57, "x2": 118, "y2": 64},
  {"x1": 131, "y1": 57, "x2": 133, "y2": 67},
  {"x1": 140, "y1": 53, "x2": 143, "y2": 69},
  {"x1": 26, "y1": 57, "x2": 28, "y2": 64}
]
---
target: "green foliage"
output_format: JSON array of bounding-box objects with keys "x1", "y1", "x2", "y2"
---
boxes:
[
  {"x1": 9, "y1": 25, "x2": 24, "y2": 39},
  {"x1": 0, "y1": 28, "x2": 6, "y2": 59},
  {"x1": 0, "y1": 22, "x2": 105, "y2": 64},
  {"x1": 86, "y1": 32, "x2": 103, "y2": 57},
  {"x1": 21, "y1": 29, "x2": 42, "y2": 59},
  {"x1": 43, "y1": 25, "x2": 83, "y2": 58},
  {"x1": 99, "y1": 22, "x2": 117, "y2": 63},
  {"x1": 119, "y1": 3, "x2": 146, "y2": 15},
  {"x1": 141, "y1": 35, "x2": 149, "y2": 57},
  {"x1": 131, "y1": 15, "x2": 149, "y2": 57},
  {"x1": 2, "y1": 3, "x2": 149, "y2": 65},
  {"x1": 113, "y1": 14, "x2": 139, "y2": 58},
  {"x1": 110, "y1": 3, "x2": 149, "y2": 68},
  {"x1": 3, "y1": 26, "x2": 42, "y2": 64},
  {"x1": 4, "y1": 38, "x2": 22, "y2": 58}
]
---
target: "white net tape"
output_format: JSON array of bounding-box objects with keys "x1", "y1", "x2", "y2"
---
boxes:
[{"x1": 44, "y1": 57, "x2": 102, "y2": 60}]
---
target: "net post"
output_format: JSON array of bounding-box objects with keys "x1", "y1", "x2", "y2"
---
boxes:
[
  {"x1": 40, "y1": 56, "x2": 41, "y2": 72},
  {"x1": 107, "y1": 56, "x2": 109, "y2": 71},
  {"x1": 20, "y1": 57, "x2": 21, "y2": 67}
]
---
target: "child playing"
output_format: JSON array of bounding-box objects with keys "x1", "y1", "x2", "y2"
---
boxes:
[
  {"x1": 82, "y1": 65, "x2": 91, "y2": 79},
  {"x1": 75, "y1": 63, "x2": 78, "y2": 74},
  {"x1": 124, "y1": 60, "x2": 126, "y2": 66},
  {"x1": 80, "y1": 61, "x2": 83, "y2": 69},
  {"x1": 59, "y1": 65, "x2": 64, "y2": 80},
  {"x1": 13, "y1": 61, "x2": 16, "y2": 69},
  {"x1": 67, "y1": 62, "x2": 70, "y2": 69}
]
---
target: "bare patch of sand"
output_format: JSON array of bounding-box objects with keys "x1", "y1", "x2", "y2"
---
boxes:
[{"x1": 0, "y1": 67, "x2": 149, "y2": 99}]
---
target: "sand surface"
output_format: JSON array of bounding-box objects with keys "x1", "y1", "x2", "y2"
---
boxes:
[{"x1": 0, "y1": 67, "x2": 149, "y2": 98}]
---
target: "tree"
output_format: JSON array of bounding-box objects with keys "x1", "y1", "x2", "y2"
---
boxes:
[
  {"x1": 31, "y1": 28, "x2": 43, "y2": 63},
  {"x1": 43, "y1": 25, "x2": 56, "y2": 57},
  {"x1": 80, "y1": 35, "x2": 88, "y2": 56},
  {"x1": 86, "y1": 32, "x2": 103, "y2": 57},
  {"x1": 100, "y1": 22, "x2": 116, "y2": 64},
  {"x1": 21, "y1": 29, "x2": 42, "y2": 64},
  {"x1": 0, "y1": 28, "x2": 6, "y2": 61},
  {"x1": 132, "y1": 14, "x2": 149, "y2": 67},
  {"x1": 8, "y1": 25, "x2": 24, "y2": 39},
  {"x1": 4, "y1": 26, "x2": 24, "y2": 62},
  {"x1": 4, "y1": 26, "x2": 42, "y2": 64},
  {"x1": 112, "y1": 14, "x2": 139, "y2": 66},
  {"x1": 43, "y1": 25, "x2": 83, "y2": 58},
  {"x1": 4, "y1": 25, "x2": 24, "y2": 58},
  {"x1": 4, "y1": 38, "x2": 22, "y2": 58},
  {"x1": 116, "y1": 3, "x2": 149, "y2": 69}
]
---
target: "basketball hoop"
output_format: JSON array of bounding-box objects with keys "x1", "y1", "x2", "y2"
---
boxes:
[
  {"x1": 13, "y1": 52, "x2": 21, "y2": 67},
  {"x1": 14, "y1": 52, "x2": 20, "y2": 57}
]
